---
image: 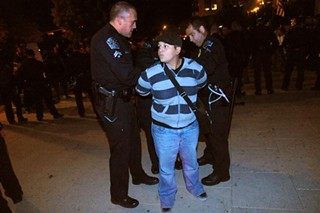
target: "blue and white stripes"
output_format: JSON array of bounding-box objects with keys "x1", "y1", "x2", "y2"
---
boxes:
[{"x1": 136, "y1": 57, "x2": 207, "y2": 128}]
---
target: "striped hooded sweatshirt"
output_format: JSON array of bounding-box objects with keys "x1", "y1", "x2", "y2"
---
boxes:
[{"x1": 136, "y1": 57, "x2": 207, "y2": 128}]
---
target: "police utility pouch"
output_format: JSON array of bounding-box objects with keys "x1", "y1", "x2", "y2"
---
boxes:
[
  {"x1": 163, "y1": 64, "x2": 213, "y2": 134},
  {"x1": 98, "y1": 86, "x2": 118, "y2": 122}
]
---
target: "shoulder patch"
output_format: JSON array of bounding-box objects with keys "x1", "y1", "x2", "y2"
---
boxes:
[
  {"x1": 203, "y1": 40, "x2": 214, "y2": 48},
  {"x1": 202, "y1": 40, "x2": 214, "y2": 53},
  {"x1": 106, "y1": 37, "x2": 120, "y2": 49}
]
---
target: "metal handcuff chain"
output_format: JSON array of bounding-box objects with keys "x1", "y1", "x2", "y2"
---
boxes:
[{"x1": 208, "y1": 84, "x2": 230, "y2": 111}]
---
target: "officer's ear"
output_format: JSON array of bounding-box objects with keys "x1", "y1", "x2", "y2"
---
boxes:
[{"x1": 199, "y1": 26, "x2": 206, "y2": 34}]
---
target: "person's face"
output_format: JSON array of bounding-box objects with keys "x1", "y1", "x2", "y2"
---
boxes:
[
  {"x1": 157, "y1": 41, "x2": 180, "y2": 63},
  {"x1": 185, "y1": 24, "x2": 205, "y2": 47},
  {"x1": 119, "y1": 9, "x2": 137, "y2": 38}
]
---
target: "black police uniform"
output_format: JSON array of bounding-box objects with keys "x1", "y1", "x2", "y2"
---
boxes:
[
  {"x1": 90, "y1": 23, "x2": 158, "y2": 204},
  {"x1": 250, "y1": 22, "x2": 278, "y2": 94},
  {"x1": 134, "y1": 39, "x2": 160, "y2": 174},
  {"x1": 311, "y1": 24, "x2": 320, "y2": 90},
  {"x1": 19, "y1": 53, "x2": 63, "y2": 120},
  {"x1": 0, "y1": 122, "x2": 23, "y2": 212},
  {"x1": 195, "y1": 35, "x2": 232, "y2": 185},
  {"x1": 65, "y1": 50, "x2": 95, "y2": 117},
  {"x1": 0, "y1": 43, "x2": 27, "y2": 124},
  {"x1": 282, "y1": 23, "x2": 309, "y2": 90}
]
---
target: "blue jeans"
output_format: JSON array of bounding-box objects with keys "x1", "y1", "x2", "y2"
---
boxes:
[{"x1": 152, "y1": 121, "x2": 205, "y2": 208}]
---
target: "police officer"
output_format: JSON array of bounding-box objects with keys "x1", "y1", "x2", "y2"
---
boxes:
[
  {"x1": 0, "y1": 41, "x2": 28, "y2": 124},
  {"x1": 134, "y1": 36, "x2": 160, "y2": 174},
  {"x1": 0, "y1": 122, "x2": 24, "y2": 212},
  {"x1": 311, "y1": 15, "x2": 320, "y2": 90},
  {"x1": 90, "y1": 1, "x2": 158, "y2": 209},
  {"x1": 19, "y1": 49, "x2": 64, "y2": 121},
  {"x1": 282, "y1": 17, "x2": 309, "y2": 90},
  {"x1": 65, "y1": 44, "x2": 95, "y2": 117},
  {"x1": 186, "y1": 16, "x2": 233, "y2": 186},
  {"x1": 250, "y1": 18, "x2": 278, "y2": 95}
]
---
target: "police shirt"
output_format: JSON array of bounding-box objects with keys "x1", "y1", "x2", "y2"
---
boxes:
[
  {"x1": 90, "y1": 23, "x2": 139, "y2": 91},
  {"x1": 195, "y1": 35, "x2": 230, "y2": 89}
]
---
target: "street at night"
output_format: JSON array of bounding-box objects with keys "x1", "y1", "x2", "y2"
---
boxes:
[{"x1": 1, "y1": 69, "x2": 320, "y2": 212}]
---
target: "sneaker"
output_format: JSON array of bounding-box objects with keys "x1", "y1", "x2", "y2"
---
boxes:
[
  {"x1": 198, "y1": 192, "x2": 208, "y2": 201},
  {"x1": 162, "y1": 208, "x2": 171, "y2": 212}
]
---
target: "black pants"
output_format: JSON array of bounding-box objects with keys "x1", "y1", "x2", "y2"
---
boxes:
[
  {"x1": 136, "y1": 96, "x2": 159, "y2": 168},
  {"x1": 252, "y1": 52, "x2": 273, "y2": 92},
  {"x1": 30, "y1": 83, "x2": 59, "y2": 120},
  {"x1": 0, "y1": 88, "x2": 24, "y2": 123},
  {"x1": 73, "y1": 78, "x2": 95, "y2": 117},
  {"x1": 282, "y1": 51, "x2": 306, "y2": 90},
  {"x1": 0, "y1": 135, "x2": 23, "y2": 212},
  {"x1": 202, "y1": 87, "x2": 233, "y2": 178},
  {"x1": 95, "y1": 97, "x2": 147, "y2": 200}
]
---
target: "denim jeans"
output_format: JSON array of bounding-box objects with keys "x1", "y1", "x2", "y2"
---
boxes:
[{"x1": 152, "y1": 121, "x2": 205, "y2": 208}]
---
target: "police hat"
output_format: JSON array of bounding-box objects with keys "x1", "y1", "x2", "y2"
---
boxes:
[{"x1": 155, "y1": 29, "x2": 183, "y2": 47}]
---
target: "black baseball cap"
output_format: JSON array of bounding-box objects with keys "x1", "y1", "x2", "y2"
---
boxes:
[{"x1": 155, "y1": 29, "x2": 183, "y2": 47}]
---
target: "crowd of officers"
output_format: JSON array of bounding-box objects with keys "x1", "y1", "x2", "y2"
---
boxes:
[
  {"x1": 0, "y1": 41, "x2": 94, "y2": 123},
  {"x1": 209, "y1": 15, "x2": 320, "y2": 96}
]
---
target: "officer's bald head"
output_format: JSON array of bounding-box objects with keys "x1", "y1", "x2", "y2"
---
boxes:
[{"x1": 109, "y1": 1, "x2": 137, "y2": 21}]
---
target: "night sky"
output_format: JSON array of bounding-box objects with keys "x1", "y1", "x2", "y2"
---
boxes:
[{"x1": 1, "y1": 0, "x2": 194, "y2": 32}]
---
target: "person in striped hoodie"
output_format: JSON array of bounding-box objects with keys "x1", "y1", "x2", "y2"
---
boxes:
[{"x1": 136, "y1": 28, "x2": 208, "y2": 213}]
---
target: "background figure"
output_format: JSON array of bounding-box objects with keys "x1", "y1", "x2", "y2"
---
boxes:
[
  {"x1": 282, "y1": 17, "x2": 309, "y2": 91},
  {"x1": 0, "y1": 122, "x2": 24, "y2": 212},
  {"x1": 19, "y1": 49, "x2": 64, "y2": 121},
  {"x1": 134, "y1": 36, "x2": 160, "y2": 174},
  {"x1": 273, "y1": 25, "x2": 286, "y2": 73},
  {"x1": 44, "y1": 44, "x2": 70, "y2": 103},
  {"x1": 65, "y1": 44, "x2": 95, "y2": 117},
  {"x1": 250, "y1": 18, "x2": 278, "y2": 95},
  {"x1": 90, "y1": 1, "x2": 158, "y2": 209},
  {"x1": 186, "y1": 16, "x2": 233, "y2": 186},
  {"x1": 0, "y1": 42, "x2": 27, "y2": 124},
  {"x1": 224, "y1": 20, "x2": 248, "y2": 97},
  {"x1": 311, "y1": 15, "x2": 320, "y2": 90}
]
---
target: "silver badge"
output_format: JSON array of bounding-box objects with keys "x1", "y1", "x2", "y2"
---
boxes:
[
  {"x1": 106, "y1": 37, "x2": 120, "y2": 49},
  {"x1": 114, "y1": 51, "x2": 122, "y2": 58}
]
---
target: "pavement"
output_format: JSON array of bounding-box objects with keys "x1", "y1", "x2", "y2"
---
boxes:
[{"x1": 1, "y1": 69, "x2": 320, "y2": 213}]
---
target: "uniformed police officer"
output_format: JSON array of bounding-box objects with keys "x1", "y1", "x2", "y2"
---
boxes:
[
  {"x1": 90, "y1": 1, "x2": 158, "y2": 209},
  {"x1": 282, "y1": 17, "x2": 309, "y2": 90},
  {"x1": 19, "y1": 49, "x2": 64, "y2": 121},
  {"x1": 250, "y1": 18, "x2": 278, "y2": 95},
  {"x1": 186, "y1": 16, "x2": 233, "y2": 186},
  {"x1": 134, "y1": 36, "x2": 160, "y2": 174}
]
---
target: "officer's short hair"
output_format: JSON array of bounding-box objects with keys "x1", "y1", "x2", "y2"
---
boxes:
[
  {"x1": 109, "y1": 1, "x2": 136, "y2": 21},
  {"x1": 188, "y1": 16, "x2": 209, "y2": 32}
]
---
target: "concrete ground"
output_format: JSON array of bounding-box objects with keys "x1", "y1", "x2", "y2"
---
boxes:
[{"x1": 1, "y1": 69, "x2": 320, "y2": 213}]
